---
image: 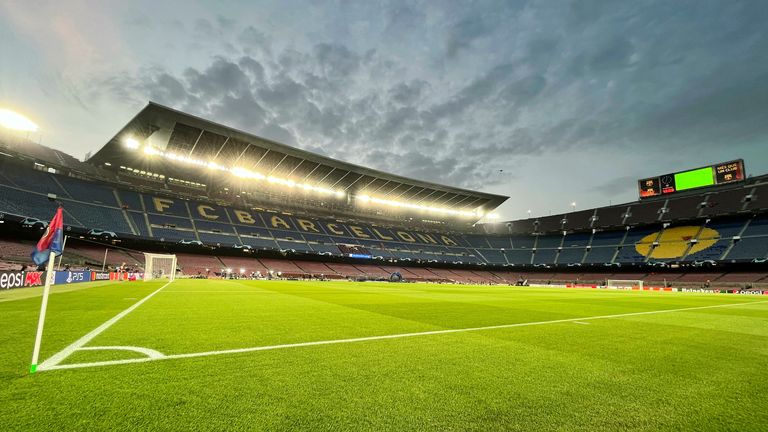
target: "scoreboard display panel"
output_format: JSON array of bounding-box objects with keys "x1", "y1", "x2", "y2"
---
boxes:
[{"x1": 638, "y1": 160, "x2": 744, "y2": 199}]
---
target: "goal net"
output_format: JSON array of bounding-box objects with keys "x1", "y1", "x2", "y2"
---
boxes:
[
  {"x1": 143, "y1": 253, "x2": 177, "y2": 282},
  {"x1": 606, "y1": 279, "x2": 643, "y2": 289}
]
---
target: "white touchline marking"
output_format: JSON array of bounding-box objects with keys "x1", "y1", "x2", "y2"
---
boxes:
[
  {"x1": 37, "y1": 281, "x2": 173, "y2": 371},
  {"x1": 76, "y1": 346, "x2": 165, "y2": 359},
  {"x1": 574, "y1": 321, "x2": 590, "y2": 325},
  {"x1": 38, "y1": 299, "x2": 768, "y2": 372}
]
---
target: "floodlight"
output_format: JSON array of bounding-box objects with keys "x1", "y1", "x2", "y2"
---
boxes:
[
  {"x1": 143, "y1": 146, "x2": 160, "y2": 156},
  {"x1": 124, "y1": 137, "x2": 140, "y2": 149},
  {"x1": 357, "y1": 193, "x2": 479, "y2": 217},
  {"x1": 0, "y1": 108, "x2": 38, "y2": 132}
]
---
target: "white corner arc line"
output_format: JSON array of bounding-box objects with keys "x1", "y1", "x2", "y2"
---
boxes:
[
  {"x1": 37, "y1": 281, "x2": 173, "y2": 371},
  {"x1": 76, "y1": 346, "x2": 165, "y2": 359},
  {"x1": 39, "y1": 299, "x2": 767, "y2": 372}
]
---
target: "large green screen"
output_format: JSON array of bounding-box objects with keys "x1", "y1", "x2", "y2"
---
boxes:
[{"x1": 674, "y1": 167, "x2": 714, "y2": 191}]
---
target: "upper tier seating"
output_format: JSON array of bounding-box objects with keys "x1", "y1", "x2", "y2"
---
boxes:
[
  {"x1": 701, "y1": 190, "x2": 746, "y2": 216},
  {"x1": 563, "y1": 210, "x2": 595, "y2": 231},
  {"x1": 57, "y1": 176, "x2": 118, "y2": 206},
  {"x1": 661, "y1": 195, "x2": 705, "y2": 221},
  {"x1": 0, "y1": 185, "x2": 61, "y2": 220},
  {"x1": 1, "y1": 161, "x2": 767, "y2": 267},
  {"x1": 593, "y1": 205, "x2": 628, "y2": 228},
  {"x1": 625, "y1": 201, "x2": 663, "y2": 225},
  {"x1": 535, "y1": 215, "x2": 565, "y2": 233},
  {"x1": 746, "y1": 184, "x2": 768, "y2": 211}
]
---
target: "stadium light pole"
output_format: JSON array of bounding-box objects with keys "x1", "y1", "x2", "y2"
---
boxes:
[{"x1": 571, "y1": 202, "x2": 576, "y2": 212}]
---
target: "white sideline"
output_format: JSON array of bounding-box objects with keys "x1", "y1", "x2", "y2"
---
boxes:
[
  {"x1": 37, "y1": 281, "x2": 173, "y2": 371},
  {"x1": 39, "y1": 299, "x2": 767, "y2": 372}
]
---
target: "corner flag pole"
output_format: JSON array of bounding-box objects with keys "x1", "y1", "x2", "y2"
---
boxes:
[
  {"x1": 56, "y1": 235, "x2": 68, "y2": 271},
  {"x1": 30, "y1": 250, "x2": 56, "y2": 374}
]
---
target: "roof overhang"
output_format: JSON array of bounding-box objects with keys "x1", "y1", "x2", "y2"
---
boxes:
[{"x1": 89, "y1": 102, "x2": 509, "y2": 218}]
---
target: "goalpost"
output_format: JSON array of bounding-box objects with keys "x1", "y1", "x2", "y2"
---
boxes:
[
  {"x1": 143, "y1": 253, "x2": 178, "y2": 282},
  {"x1": 606, "y1": 279, "x2": 644, "y2": 289}
]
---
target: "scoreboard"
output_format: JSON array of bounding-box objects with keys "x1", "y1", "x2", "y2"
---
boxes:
[{"x1": 638, "y1": 160, "x2": 745, "y2": 199}]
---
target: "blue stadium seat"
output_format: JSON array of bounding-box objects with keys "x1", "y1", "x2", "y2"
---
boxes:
[
  {"x1": 486, "y1": 236, "x2": 512, "y2": 249},
  {"x1": 463, "y1": 235, "x2": 490, "y2": 248},
  {"x1": 511, "y1": 236, "x2": 535, "y2": 249},
  {"x1": 0, "y1": 163, "x2": 69, "y2": 196},
  {"x1": 683, "y1": 240, "x2": 730, "y2": 261},
  {"x1": 57, "y1": 176, "x2": 118, "y2": 206},
  {"x1": 0, "y1": 185, "x2": 60, "y2": 220},
  {"x1": 562, "y1": 233, "x2": 591, "y2": 247},
  {"x1": 741, "y1": 216, "x2": 768, "y2": 237},
  {"x1": 533, "y1": 249, "x2": 557, "y2": 264},
  {"x1": 277, "y1": 240, "x2": 313, "y2": 252},
  {"x1": 129, "y1": 211, "x2": 149, "y2": 237},
  {"x1": 478, "y1": 249, "x2": 506, "y2": 264},
  {"x1": 614, "y1": 245, "x2": 647, "y2": 263},
  {"x1": 118, "y1": 190, "x2": 145, "y2": 211},
  {"x1": 505, "y1": 249, "x2": 532, "y2": 265},
  {"x1": 195, "y1": 220, "x2": 236, "y2": 234},
  {"x1": 725, "y1": 238, "x2": 768, "y2": 261},
  {"x1": 311, "y1": 243, "x2": 342, "y2": 255},
  {"x1": 535, "y1": 235, "x2": 562, "y2": 249},
  {"x1": 152, "y1": 228, "x2": 195, "y2": 241},
  {"x1": 558, "y1": 248, "x2": 586, "y2": 264},
  {"x1": 63, "y1": 202, "x2": 131, "y2": 233},
  {"x1": 198, "y1": 232, "x2": 239, "y2": 245},
  {"x1": 590, "y1": 231, "x2": 625, "y2": 247},
  {"x1": 238, "y1": 235, "x2": 279, "y2": 250},
  {"x1": 147, "y1": 214, "x2": 193, "y2": 229},
  {"x1": 583, "y1": 247, "x2": 617, "y2": 264}
]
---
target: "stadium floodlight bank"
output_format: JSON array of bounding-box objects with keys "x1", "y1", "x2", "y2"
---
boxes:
[
  {"x1": 606, "y1": 279, "x2": 644, "y2": 289},
  {"x1": 143, "y1": 253, "x2": 177, "y2": 282}
]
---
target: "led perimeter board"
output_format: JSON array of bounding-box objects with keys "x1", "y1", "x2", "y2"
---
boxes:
[{"x1": 638, "y1": 160, "x2": 745, "y2": 199}]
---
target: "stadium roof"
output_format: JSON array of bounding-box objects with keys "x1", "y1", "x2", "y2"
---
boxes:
[{"x1": 89, "y1": 102, "x2": 508, "y2": 215}]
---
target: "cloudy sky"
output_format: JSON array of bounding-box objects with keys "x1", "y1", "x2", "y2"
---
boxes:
[{"x1": 1, "y1": 0, "x2": 767, "y2": 219}]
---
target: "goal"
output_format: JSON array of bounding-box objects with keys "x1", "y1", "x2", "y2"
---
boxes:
[
  {"x1": 143, "y1": 253, "x2": 178, "y2": 282},
  {"x1": 605, "y1": 279, "x2": 643, "y2": 289}
]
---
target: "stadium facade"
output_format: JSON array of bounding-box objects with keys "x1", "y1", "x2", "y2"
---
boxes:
[{"x1": 1, "y1": 103, "x2": 767, "y2": 287}]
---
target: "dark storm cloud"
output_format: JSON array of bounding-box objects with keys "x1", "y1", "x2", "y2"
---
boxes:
[{"x1": 91, "y1": 0, "x2": 768, "y2": 197}]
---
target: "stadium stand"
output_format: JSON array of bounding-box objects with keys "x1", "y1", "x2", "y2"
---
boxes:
[{"x1": 1, "y1": 102, "x2": 767, "y2": 288}]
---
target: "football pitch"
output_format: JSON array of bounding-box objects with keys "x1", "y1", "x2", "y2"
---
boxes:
[{"x1": 1, "y1": 280, "x2": 766, "y2": 431}]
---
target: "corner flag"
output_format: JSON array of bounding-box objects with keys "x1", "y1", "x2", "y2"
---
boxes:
[
  {"x1": 31, "y1": 207, "x2": 64, "y2": 266},
  {"x1": 30, "y1": 207, "x2": 64, "y2": 373}
]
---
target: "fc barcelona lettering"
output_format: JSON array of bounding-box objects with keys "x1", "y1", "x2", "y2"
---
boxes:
[{"x1": 146, "y1": 195, "x2": 460, "y2": 246}]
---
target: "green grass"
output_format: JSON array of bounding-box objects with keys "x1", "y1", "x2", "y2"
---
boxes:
[{"x1": 1, "y1": 279, "x2": 767, "y2": 431}]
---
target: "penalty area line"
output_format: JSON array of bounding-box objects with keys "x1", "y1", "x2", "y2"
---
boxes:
[
  {"x1": 40, "y1": 299, "x2": 768, "y2": 372},
  {"x1": 37, "y1": 280, "x2": 173, "y2": 371}
]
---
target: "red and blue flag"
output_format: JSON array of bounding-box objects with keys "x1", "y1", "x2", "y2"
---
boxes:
[{"x1": 31, "y1": 207, "x2": 64, "y2": 266}]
